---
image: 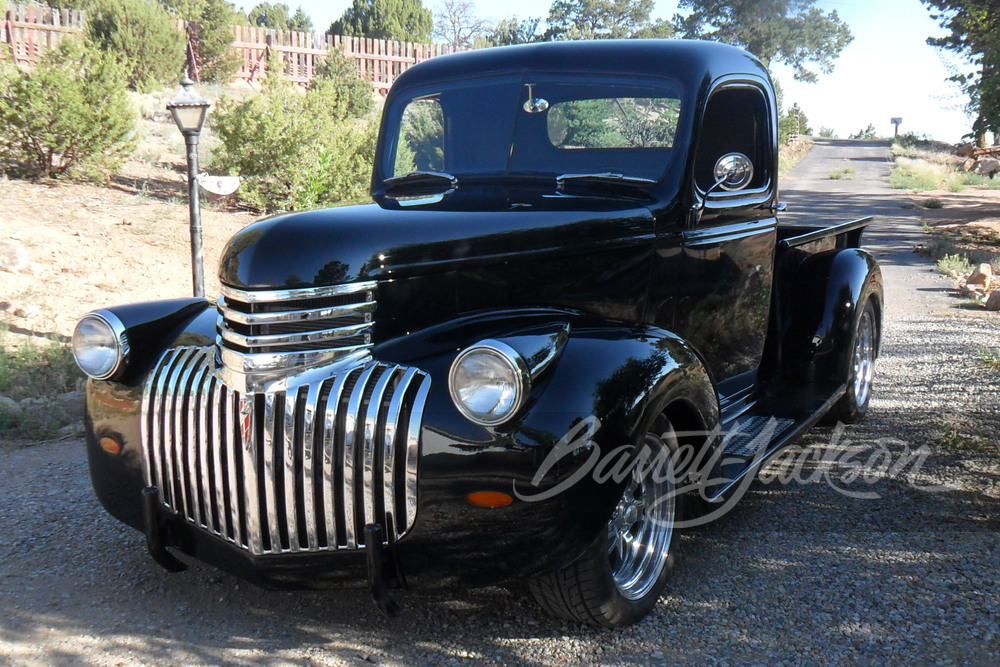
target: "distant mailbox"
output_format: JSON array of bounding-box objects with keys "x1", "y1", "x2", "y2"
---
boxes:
[{"x1": 891, "y1": 117, "x2": 903, "y2": 125}]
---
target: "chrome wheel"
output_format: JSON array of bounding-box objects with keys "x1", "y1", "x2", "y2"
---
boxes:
[
  {"x1": 852, "y1": 306, "x2": 875, "y2": 407},
  {"x1": 607, "y1": 432, "x2": 675, "y2": 601}
]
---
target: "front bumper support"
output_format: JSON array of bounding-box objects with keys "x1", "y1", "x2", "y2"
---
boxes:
[
  {"x1": 142, "y1": 486, "x2": 187, "y2": 573},
  {"x1": 365, "y1": 523, "x2": 400, "y2": 617}
]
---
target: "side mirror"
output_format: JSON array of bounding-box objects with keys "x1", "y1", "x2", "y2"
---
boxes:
[
  {"x1": 687, "y1": 152, "x2": 756, "y2": 227},
  {"x1": 712, "y1": 152, "x2": 754, "y2": 191}
]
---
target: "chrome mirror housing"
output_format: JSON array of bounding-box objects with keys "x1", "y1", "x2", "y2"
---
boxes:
[{"x1": 713, "y1": 152, "x2": 754, "y2": 191}]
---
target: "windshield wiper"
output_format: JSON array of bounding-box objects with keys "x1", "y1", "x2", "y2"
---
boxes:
[
  {"x1": 556, "y1": 172, "x2": 657, "y2": 194},
  {"x1": 383, "y1": 171, "x2": 458, "y2": 195}
]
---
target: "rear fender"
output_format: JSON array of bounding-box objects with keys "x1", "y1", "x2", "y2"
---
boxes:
[{"x1": 780, "y1": 248, "x2": 883, "y2": 384}]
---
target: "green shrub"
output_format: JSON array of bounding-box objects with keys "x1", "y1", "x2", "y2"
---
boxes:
[
  {"x1": 0, "y1": 39, "x2": 136, "y2": 179},
  {"x1": 937, "y1": 253, "x2": 971, "y2": 275},
  {"x1": 86, "y1": 0, "x2": 185, "y2": 92},
  {"x1": 828, "y1": 167, "x2": 855, "y2": 180},
  {"x1": 923, "y1": 198, "x2": 943, "y2": 209},
  {"x1": 314, "y1": 48, "x2": 374, "y2": 118},
  {"x1": 160, "y1": 0, "x2": 243, "y2": 83},
  {"x1": 211, "y1": 75, "x2": 377, "y2": 212}
]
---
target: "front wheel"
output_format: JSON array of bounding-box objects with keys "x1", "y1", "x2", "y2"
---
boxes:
[
  {"x1": 829, "y1": 298, "x2": 878, "y2": 424},
  {"x1": 529, "y1": 417, "x2": 681, "y2": 628}
]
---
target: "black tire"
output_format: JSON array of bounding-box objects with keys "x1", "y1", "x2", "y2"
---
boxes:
[
  {"x1": 828, "y1": 298, "x2": 878, "y2": 424},
  {"x1": 528, "y1": 416, "x2": 682, "y2": 628}
]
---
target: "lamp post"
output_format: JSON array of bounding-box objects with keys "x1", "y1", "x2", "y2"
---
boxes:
[{"x1": 167, "y1": 72, "x2": 211, "y2": 298}]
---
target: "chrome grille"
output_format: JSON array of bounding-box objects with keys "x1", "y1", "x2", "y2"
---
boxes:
[
  {"x1": 216, "y1": 283, "x2": 376, "y2": 386},
  {"x1": 140, "y1": 346, "x2": 430, "y2": 555}
]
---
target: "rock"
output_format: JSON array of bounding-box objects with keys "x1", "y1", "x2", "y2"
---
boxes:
[
  {"x1": 956, "y1": 144, "x2": 975, "y2": 158},
  {"x1": 962, "y1": 284, "x2": 984, "y2": 297},
  {"x1": 967, "y1": 263, "x2": 992, "y2": 288},
  {"x1": 0, "y1": 240, "x2": 29, "y2": 274},
  {"x1": 53, "y1": 391, "x2": 85, "y2": 426},
  {"x1": 56, "y1": 422, "x2": 84, "y2": 438},
  {"x1": 976, "y1": 157, "x2": 1000, "y2": 176},
  {"x1": 0, "y1": 395, "x2": 22, "y2": 415},
  {"x1": 961, "y1": 158, "x2": 977, "y2": 172},
  {"x1": 986, "y1": 291, "x2": 1000, "y2": 312}
]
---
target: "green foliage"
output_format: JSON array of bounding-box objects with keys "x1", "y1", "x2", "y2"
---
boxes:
[
  {"x1": 330, "y1": 0, "x2": 433, "y2": 42},
  {"x1": 937, "y1": 252, "x2": 972, "y2": 274},
  {"x1": 923, "y1": 197, "x2": 944, "y2": 208},
  {"x1": 549, "y1": 97, "x2": 680, "y2": 148},
  {"x1": 313, "y1": 48, "x2": 373, "y2": 117},
  {"x1": 247, "y1": 2, "x2": 312, "y2": 30},
  {"x1": 819, "y1": 126, "x2": 837, "y2": 138},
  {"x1": 675, "y1": 0, "x2": 853, "y2": 83},
  {"x1": 488, "y1": 16, "x2": 543, "y2": 45},
  {"x1": 86, "y1": 0, "x2": 185, "y2": 92},
  {"x1": 922, "y1": 0, "x2": 999, "y2": 145},
  {"x1": 160, "y1": 0, "x2": 243, "y2": 83},
  {"x1": 393, "y1": 98, "x2": 444, "y2": 174},
  {"x1": 211, "y1": 75, "x2": 376, "y2": 212},
  {"x1": 546, "y1": 0, "x2": 657, "y2": 40},
  {"x1": 0, "y1": 39, "x2": 136, "y2": 179},
  {"x1": 849, "y1": 124, "x2": 879, "y2": 140},
  {"x1": 828, "y1": 167, "x2": 854, "y2": 180}
]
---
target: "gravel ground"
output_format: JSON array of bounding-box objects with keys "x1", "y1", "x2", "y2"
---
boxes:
[{"x1": 1, "y1": 140, "x2": 999, "y2": 664}]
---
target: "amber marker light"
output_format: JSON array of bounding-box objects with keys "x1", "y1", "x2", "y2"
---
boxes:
[
  {"x1": 99, "y1": 437, "x2": 122, "y2": 455},
  {"x1": 466, "y1": 491, "x2": 514, "y2": 508}
]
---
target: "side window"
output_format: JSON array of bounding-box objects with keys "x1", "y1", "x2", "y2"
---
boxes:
[
  {"x1": 694, "y1": 86, "x2": 770, "y2": 193},
  {"x1": 392, "y1": 98, "x2": 445, "y2": 176}
]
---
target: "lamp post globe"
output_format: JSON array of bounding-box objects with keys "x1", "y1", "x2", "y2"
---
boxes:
[{"x1": 167, "y1": 72, "x2": 211, "y2": 298}]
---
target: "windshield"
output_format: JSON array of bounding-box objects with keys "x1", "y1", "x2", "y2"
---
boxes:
[{"x1": 383, "y1": 74, "x2": 683, "y2": 185}]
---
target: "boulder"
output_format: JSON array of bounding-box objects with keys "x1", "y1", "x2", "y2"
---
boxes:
[
  {"x1": 967, "y1": 263, "x2": 993, "y2": 288},
  {"x1": 961, "y1": 158, "x2": 977, "y2": 172},
  {"x1": 0, "y1": 240, "x2": 29, "y2": 274},
  {"x1": 54, "y1": 390, "x2": 85, "y2": 426},
  {"x1": 956, "y1": 144, "x2": 975, "y2": 158},
  {"x1": 986, "y1": 291, "x2": 1000, "y2": 312},
  {"x1": 0, "y1": 395, "x2": 21, "y2": 415},
  {"x1": 976, "y1": 157, "x2": 1000, "y2": 176}
]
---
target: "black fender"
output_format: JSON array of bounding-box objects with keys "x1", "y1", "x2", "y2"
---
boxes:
[
  {"x1": 780, "y1": 248, "x2": 883, "y2": 385},
  {"x1": 85, "y1": 299, "x2": 216, "y2": 531},
  {"x1": 375, "y1": 308, "x2": 719, "y2": 582}
]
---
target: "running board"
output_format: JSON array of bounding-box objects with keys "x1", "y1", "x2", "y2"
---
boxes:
[{"x1": 704, "y1": 384, "x2": 847, "y2": 502}]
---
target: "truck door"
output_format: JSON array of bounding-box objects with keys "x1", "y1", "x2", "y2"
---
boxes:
[{"x1": 653, "y1": 80, "x2": 778, "y2": 395}]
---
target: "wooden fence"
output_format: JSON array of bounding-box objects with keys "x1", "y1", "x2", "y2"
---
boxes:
[{"x1": 1, "y1": 3, "x2": 457, "y2": 91}]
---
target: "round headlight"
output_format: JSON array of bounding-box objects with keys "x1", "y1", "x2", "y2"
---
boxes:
[
  {"x1": 449, "y1": 341, "x2": 530, "y2": 426},
  {"x1": 72, "y1": 311, "x2": 128, "y2": 380}
]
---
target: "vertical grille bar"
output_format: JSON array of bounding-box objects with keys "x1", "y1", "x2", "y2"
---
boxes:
[
  {"x1": 240, "y1": 394, "x2": 263, "y2": 555},
  {"x1": 382, "y1": 368, "x2": 418, "y2": 535},
  {"x1": 211, "y1": 379, "x2": 229, "y2": 539},
  {"x1": 142, "y1": 348, "x2": 429, "y2": 555},
  {"x1": 343, "y1": 365, "x2": 377, "y2": 548},
  {"x1": 364, "y1": 367, "x2": 398, "y2": 528},
  {"x1": 262, "y1": 393, "x2": 282, "y2": 551},
  {"x1": 322, "y1": 373, "x2": 351, "y2": 548},
  {"x1": 301, "y1": 382, "x2": 323, "y2": 550},
  {"x1": 186, "y1": 363, "x2": 208, "y2": 528},
  {"x1": 197, "y1": 373, "x2": 214, "y2": 531},
  {"x1": 283, "y1": 386, "x2": 301, "y2": 551}
]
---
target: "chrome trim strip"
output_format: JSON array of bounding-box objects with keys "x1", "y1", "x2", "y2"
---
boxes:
[
  {"x1": 344, "y1": 365, "x2": 376, "y2": 548},
  {"x1": 223, "y1": 385, "x2": 242, "y2": 546},
  {"x1": 323, "y1": 372, "x2": 351, "y2": 548},
  {"x1": 197, "y1": 371, "x2": 213, "y2": 531},
  {"x1": 187, "y1": 364, "x2": 207, "y2": 529},
  {"x1": 220, "y1": 281, "x2": 376, "y2": 304},
  {"x1": 218, "y1": 300, "x2": 376, "y2": 326},
  {"x1": 240, "y1": 394, "x2": 263, "y2": 555},
  {"x1": 211, "y1": 378, "x2": 228, "y2": 538},
  {"x1": 219, "y1": 321, "x2": 371, "y2": 349},
  {"x1": 173, "y1": 350, "x2": 199, "y2": 519},
  {"x1": 384, "y1": 367, "x2": 418, "y2": 534}
]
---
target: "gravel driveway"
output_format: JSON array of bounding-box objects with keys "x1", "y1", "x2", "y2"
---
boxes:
[{"x1": 2, "y1": 140, "x2": 999, "y2": 664}]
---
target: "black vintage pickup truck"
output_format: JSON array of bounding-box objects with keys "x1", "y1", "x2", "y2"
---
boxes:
[{"x1": 73, "y1": 40, "x2": 882, "y2": 628}]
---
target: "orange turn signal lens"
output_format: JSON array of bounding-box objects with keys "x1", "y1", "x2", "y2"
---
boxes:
[
  {"x1": 466, "y1": 491, "x2": 514, "y2": 508},
  {"x1": 99, "y1": 436, "x2": 122, "y2": 455}
]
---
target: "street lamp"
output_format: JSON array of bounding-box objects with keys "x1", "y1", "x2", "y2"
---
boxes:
[{"x1": 167, "y1": 72, "x2": 211, "y2": 298}]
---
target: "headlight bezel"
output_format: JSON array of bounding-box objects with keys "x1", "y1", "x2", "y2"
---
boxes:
[
  {"x1": 448, "y1": 339, "x2": 531, "y2": 427},
  {"x1": 72, "y1": 310, "x2": 129, "y2": 381}
]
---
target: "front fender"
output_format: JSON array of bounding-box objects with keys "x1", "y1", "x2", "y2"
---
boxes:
[{"x1": 376, "y1": 310, "x2": 718, "y2": 581}]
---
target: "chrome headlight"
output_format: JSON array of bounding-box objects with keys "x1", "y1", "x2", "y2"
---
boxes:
[
  {"x1": 72, "y1": 310, "x2": 128, "y2": 380},
  {"x1": 449, "y1": 340, "x2": 530, "y2": 426}
]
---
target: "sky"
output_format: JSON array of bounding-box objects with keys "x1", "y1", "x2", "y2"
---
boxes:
[{"x1": 240, "y1": 0, "x2": 972, "y2": 143}]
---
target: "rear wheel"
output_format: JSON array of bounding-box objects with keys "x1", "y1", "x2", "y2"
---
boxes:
[
  {"x1": 829, "y1": 298, "x2": 877, "y2": 424},
  {"x1": 529, "y1": 417, "x2": 681, "y2": 628}
]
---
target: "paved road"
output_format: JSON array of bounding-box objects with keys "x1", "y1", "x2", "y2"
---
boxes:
[{"x1": 1, "y1": 141, "x2": 998, "y2": 664}]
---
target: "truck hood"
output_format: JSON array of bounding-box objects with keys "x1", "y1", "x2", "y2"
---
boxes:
[{"x1": 219, "y1": 201, "x2": 654, "y2": 290}]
